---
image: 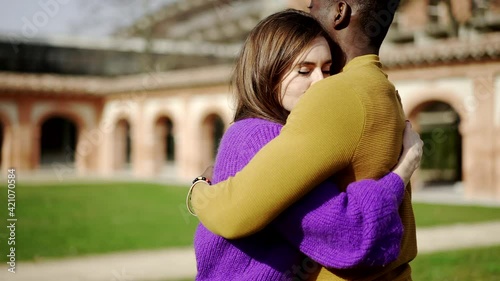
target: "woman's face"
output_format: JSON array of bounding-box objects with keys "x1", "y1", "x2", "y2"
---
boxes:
[{"x1": 280, "y1": 36, "x2": 332, "y2": 112}]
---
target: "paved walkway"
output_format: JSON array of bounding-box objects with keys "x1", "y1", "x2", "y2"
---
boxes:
[
  {"x1": 1, "y1": 221, "x2": 500, "y2": 281},
  {"x1": 416, "y1": 221, "x2": 500, "y2": 253},
  {"x1": 0, "y1": 248, "x2": 196, "y2": 281},
  {"x1": 412, "y1": 184, "x2": 500, "y2": 207}
]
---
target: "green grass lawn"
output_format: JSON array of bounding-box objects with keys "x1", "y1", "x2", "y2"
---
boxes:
[
  {"x1": 412, "y1": 245, "x2": 500, "y2": 281},
  {"x1": 413, "y1": 203, "x2": 500, "y2": 227},
  {"x1": 0, "y1": 181, "x2": 499, "y2": 262},
  {"x1": 0, "y1": 181, "x2": 199, "y2": 262}
]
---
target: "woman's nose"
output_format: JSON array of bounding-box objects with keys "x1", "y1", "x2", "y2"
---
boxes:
[{"x1": 310, "y1": 68, "x2": 324, "y2": 85}]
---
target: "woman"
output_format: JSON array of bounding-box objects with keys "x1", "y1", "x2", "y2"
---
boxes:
[{"x1": 190, "y1": 9, "x2": 423, "y2": 280}]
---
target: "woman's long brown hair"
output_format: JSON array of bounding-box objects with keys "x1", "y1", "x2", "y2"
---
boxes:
[{"x1": 232, "y1": 9, "x2": 330, "y2": 125}]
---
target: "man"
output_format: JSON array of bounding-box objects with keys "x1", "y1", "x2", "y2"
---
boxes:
[{"x1": 191, "y1": 0, "x2": 417, "y2": 280}]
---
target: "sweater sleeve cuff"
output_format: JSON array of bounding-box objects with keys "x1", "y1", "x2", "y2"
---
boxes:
[{"x1": 378, "y1": 172, "x2": 406, "y2": 205}]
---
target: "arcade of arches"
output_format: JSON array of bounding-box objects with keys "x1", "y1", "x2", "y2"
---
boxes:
[{"x1": 0, "y1": 87, "x2": 232, "y2": 183}]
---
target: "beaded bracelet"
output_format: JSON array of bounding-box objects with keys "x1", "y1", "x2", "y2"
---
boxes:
[
  {"x1": 186, "y1": 176, "x2": 212, "y2": 216},
  {"x1": 192, "y1": 176, "x2": 212, "y2": 185}
]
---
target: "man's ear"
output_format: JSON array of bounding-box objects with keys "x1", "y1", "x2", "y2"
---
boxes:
[{"x1": 332, "y1": 1, "x2": 351, "y2": 30}]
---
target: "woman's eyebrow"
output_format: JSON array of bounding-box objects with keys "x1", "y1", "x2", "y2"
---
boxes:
[{"x1": 297, "y1": 60, "x2": 333, "y2": 67}]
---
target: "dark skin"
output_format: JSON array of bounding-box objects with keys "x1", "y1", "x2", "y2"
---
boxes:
[{"x1": 308, "y1": 0, "x2": 381, "y2": 63}]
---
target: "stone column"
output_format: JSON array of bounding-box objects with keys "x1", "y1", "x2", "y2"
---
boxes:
[
  {"x1": 132, "y1": 99, "x2": 149, "y2": 178},
  {"x1": 177, "y1": 94, "x2": 200, "y2": 182},
  {"x1": 463, "y1": 74, "x2": 496, "y2": 199},
  {"x1": 98, "y1": 103, "x2": 118, "y2": 177},
  {"x1": 0, "y1": 126, "x2": 13, "y2": 176},
  {"x1": 18, "y1": 97, "x2": 35, "y2": 171},
  {"x1": 0, "y1": 101, "x2": 16, "y2": 175},
  {"x1": 494, "y1": 74, "x2": 500, "y2": 200},
  {"x1": 84, "y1": 100, "x2": 105, "y2": 174}
]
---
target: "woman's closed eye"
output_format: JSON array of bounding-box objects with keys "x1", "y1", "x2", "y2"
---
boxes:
[
  {"x1": 297, "y1": 67, "x2": 332, "y2": 76},
  {"x1": 298, "y1": 68, "x2": 312, "y2": 75}
]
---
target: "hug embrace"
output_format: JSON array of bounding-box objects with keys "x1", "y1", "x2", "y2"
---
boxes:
[{"x1": 188, "y1": 1, "x2": 424, "y2": 280}]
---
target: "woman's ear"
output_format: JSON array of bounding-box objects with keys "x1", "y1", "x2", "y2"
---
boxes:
[{"x1": 332, "y1": 1, "x2": 351, "y2": 30}]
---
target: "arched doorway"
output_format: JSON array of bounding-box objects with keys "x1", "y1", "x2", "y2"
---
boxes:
[
  {"x1": 154, "y1": 117, "x2": 176, "y2": 175},
  {"x1": 416, "y1": 101, "x2": 462, "y2": 186},
  {"x1": 201, "y1": 114, "x2": 225, "y2": 167},
  {"x1": 40, "y1": 117, "x2": 77, "y2": 166},
  {"x1": 113, "y1": 119, "x2": 132, "y2": 171}
]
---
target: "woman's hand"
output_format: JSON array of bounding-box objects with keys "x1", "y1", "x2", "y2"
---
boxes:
[{"x1": 393, "y1": 121, "x2": 424, "y2": 186}]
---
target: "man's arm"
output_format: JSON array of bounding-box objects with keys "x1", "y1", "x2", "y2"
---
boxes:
[
  {"x1": 192, "y1": 79, "x2": 366, "y2": 238},
  {"x1": 272, "y1": 173, "x2": 405, "y2": 269}
]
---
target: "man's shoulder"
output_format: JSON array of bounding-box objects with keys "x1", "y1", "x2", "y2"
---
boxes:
[
  {"x1": 315, "y1": 66, "x2": 391, "y2": 91},
  {"x1": 350, "y1": 64, "x2": 396, "y2": 97},
  {"x1": 307, "y1": 73, "x2": 353, "y2": 95}
]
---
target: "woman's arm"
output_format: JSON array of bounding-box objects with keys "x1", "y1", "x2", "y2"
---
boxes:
[{"x1": 271, "y1": 173, "x2": 405, "y2": 269}]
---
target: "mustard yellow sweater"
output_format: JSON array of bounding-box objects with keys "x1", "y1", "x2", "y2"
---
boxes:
[{"x1": 192, "y1": 55, "x2": 417, "y2": 280}]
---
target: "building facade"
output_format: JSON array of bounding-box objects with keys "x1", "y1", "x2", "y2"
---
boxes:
[{"x1": 0, "y1": 0, "x2": 499, "y2": 200}]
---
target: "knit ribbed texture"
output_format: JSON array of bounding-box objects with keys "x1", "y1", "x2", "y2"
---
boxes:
[
  {"x1": 192, "y1": 55, "x2": 417, "y2": 281},
  {"x1": 194, "y1": 118, "x2": 406, "y2": 280}
]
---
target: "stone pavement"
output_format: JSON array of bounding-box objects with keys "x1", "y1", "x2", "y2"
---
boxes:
[
  {"x1": 416, "y1": 221, "x2": 500, "y2": 253},
  {"x1": 0, "y1": 248, "x2": 196, "y2": 281},
  {"x1": 1, "y1": 221, "x2": 500, "y2": 281},
  {"x1": 411, "y1": 184, "x2": 500, "y2": 207}
]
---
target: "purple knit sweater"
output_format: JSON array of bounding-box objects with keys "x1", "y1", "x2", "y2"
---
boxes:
[{"x1": 194, "y1": 118, "x2": 405, "y2": 280}]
